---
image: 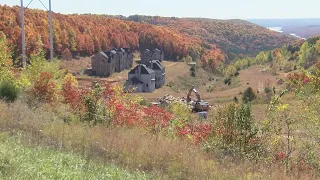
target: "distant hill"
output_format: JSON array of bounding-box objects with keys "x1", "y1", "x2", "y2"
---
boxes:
[
  {"x1": 118, "y1": 15, "x2": 296, "y2": 59},
  {"x1": 0, "y1": 5, "x2": 225, "y2": 64},
  {"x1": 247, "y1": 19, "x2": 320, "y2": 39}
]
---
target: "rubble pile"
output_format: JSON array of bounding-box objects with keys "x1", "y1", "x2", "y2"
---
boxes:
[
  {"x1": 152, "y1": 94, "x2": 225, "y2": 111},
  {"x1": 153, "y1": 94, "x2": 197, "y2": 109}
]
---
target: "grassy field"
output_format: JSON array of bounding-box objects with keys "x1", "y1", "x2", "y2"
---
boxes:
[{"x1": 0, "y1": 134, "x2": 150, "y2": 180}]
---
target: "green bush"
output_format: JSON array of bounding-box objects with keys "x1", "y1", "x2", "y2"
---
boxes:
[
  {"x1": 242, "y1": 87, "x2": 256, "y2": 103},
  {"x1": 224, "y1": 77, "x2": 231, "y2": 85},
  {"x1": 234, "y1": 71, "x2": 240, "y2": 77},
  {"x1": 206, "y1": 103, "x2": 259, "y2": 156},
  {"x1": 233, "y1": 96, "x2": 238, "y2": 103},
  {"x1": 0, "y1": 81, "x2": 19, "y2": 102},
  {"x1": 264, "y1": 86, "x2": 271, "y2": 94},
  {"x1": 139, "y1": 98, "x2": 152, "y2": 106},
  {"x1": 207, "y1": 85, "x2": 213, "y2": 92}
]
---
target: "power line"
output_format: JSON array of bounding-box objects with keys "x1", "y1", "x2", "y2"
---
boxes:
[
  {"x1": 20, "y1": 0, "x2": 53, "y2": 68},
  {"x1": 20, "y1": 0, "x2": 26, "y2": 68}
]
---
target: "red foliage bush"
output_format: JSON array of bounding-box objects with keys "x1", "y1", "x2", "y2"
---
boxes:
[
  {"x1": 62, "y1": 75, "x2": 81, "y2": 109},
  {"x1": 143, "y1": 105, "x2": 173, "y2": 131},
  {"x1": 177, "y1": 123, "x2": 213, "y2": 144},
  {"x1": 31, "y1": 72, "x2": 57, "y2": 103},
  {"x1": 112, "y1": 101, "x2": 143, "y2": 126},
  {"x1": 275, "y1": 151, "x2": 286, "y2": 161}
]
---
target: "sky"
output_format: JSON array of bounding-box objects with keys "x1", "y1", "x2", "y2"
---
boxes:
[{"x1": 0, "y1": 0, "x2": 319, "y2": 19}]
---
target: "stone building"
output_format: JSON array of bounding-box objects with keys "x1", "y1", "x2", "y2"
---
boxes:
[
  {"x1": 124, "y1": 64, "x2": 156, "y2": 93},
  {"x1": 123, "y1": 48, "x2": 134, "y2": 69},
  {"x1": 91, "y1": 50, "x2": 116, "y2": 76},
  {"x1": 148, "y1": 60, "x2": 165, "y2": 88},
  {"x1": 140, "y1": 48, "x2": 164, "y2": 65},
  {"x1": 151, "y1": 48, "x2": 164, "y2": 62},
  {"x1": 113, "y1": 48, "x2": 126, "y2": 73},
  {"x1": 91, "y1": 47, "x2": 134, "y2": 77}
]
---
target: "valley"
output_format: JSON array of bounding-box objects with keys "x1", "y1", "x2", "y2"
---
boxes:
[{"x1": 0, "y1": 2, "x2": 320, "y2": 180}]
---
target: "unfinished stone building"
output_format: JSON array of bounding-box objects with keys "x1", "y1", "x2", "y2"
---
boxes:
[
  {"x1": 91, "y1": 50, "x2": 116, "y2": 77},
  {"x1": 124, "y1": 64, "x2": 156, "y2": 93},
  {"x1": 91, "y1": 48, "x2": 133, "y2": 77},
  {"x1": 148, "y1": 60, "x2": 165, "y2": 88},
  {"x1": 123, "y1": 48, "x2": 134, "y2": 69},
  {"x1": 113, "y1": 48, "x2": 126, "y2": 73},
  {"x1": 140, "y1": 48, "x2": 164, "y2": 65}
]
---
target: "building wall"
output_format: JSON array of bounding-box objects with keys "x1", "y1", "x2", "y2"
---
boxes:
[
  {"x1": 114, "y1": 53, "x2": 121, "y2": 73},
  {"x1": 152, "y1": 51, "x2": 161, "y2": 61},
  {"x1": 154, "y1": 70, "x2": 163, "y2": 88},
  {"x1": 92, "y1": 53, "x2": 110, "y2": 76},
  {"x1": 141, "y1": 73, "x2": 155, "y2": 93},
  {"x1": 114, "y1": 51, "x2": 127, "y2": 72},
  {"x1": 128, "y1": 66, "x2": 156, "y2": 93},
  {"x1": 126, "y1": 53, "x2": 133, "y2": 69},
  {"x1": 141, "y1": 51, "x2": 152, "y2": 65},
  {"x1": 160, "y1": 51, "x2": 164, "y2": 62},
  {"x1": 120, "y1": 52, "x2": 126, "y2": 71}
]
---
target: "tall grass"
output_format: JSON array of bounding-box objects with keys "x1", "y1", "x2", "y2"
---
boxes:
[
  {"x1": 0, "y1": 99, "x2": 314, "y2": 179},
  {"x1": 0, "y1": 134, "x2": 150, "y2": 179}
]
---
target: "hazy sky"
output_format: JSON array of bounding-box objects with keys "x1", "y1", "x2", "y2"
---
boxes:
[{"x1": 0, "y1": 0, "x2": 319, "y2": 19}]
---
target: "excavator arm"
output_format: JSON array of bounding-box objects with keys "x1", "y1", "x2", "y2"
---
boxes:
[
  {"x1": 186, "y1": 85, "x2": 201, "y2": 102},
  {"x1": 186, "y1": 85, "x2": 194, "y2": 102},
  {"x1": 193, "y1": 88, "x2": 201, "y2": 102}
]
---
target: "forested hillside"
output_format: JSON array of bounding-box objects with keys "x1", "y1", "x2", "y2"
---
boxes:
[
  {"x1": 0, "y1": 5, "x2": 225, "y2": 65},
  {"x1": 122, "y1": 15, "x2": 297, "y2": 59}
]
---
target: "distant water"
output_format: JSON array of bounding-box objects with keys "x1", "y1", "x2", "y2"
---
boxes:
[
  {"x1": 267, "y1": 27, "x2": 306, "y2": 39},
  {"x1": 267, "y1": 27, "x2": 283, "y2": 33},
  {"x1": 290, "y1": 33, "x2": 306, "y2": 40}
]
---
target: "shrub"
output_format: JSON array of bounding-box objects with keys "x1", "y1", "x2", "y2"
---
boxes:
[
  {"x1": 233, "y1": 96, "x2": 238, "y2": 103},
  {"x1": 139, "y1": 98, "x2": 152, "y2": 106},
  {"x1": 62, "y1": 73, "x2": 81, "y2": 109},
  {"x1": 242, "y1": 87, "x2": 256, "y2": 103},
  {"x1": 31, "y1": 72, "x2": 58, "y2": 103},
  {"x1": 224, "y1": 77, "x2": 231, "y2": 85},
  {"x1": 206, "y1": 85, "x2": 213, "y2": 92},
  {"x1": 207, "y1": 103, "x2": 259, "y2": 155},
  {"x1": 264, "y1": 87, "x2": 271, "y2": 94},
  {"x1": 234, "y1": 71, "x2": 240, "y2": 77},
  {"x1": 0, "y1": 81, "x2": 19, "y2": 102},
  {"x1": 190, "y1": 66, "x2": 196, "y2": 77}
]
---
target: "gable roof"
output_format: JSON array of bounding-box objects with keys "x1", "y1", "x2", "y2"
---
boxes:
[
  {"x1": 99, "y1": 51, "x2": 108, "y2": 58},
  {"x1": 143, "y1": 49, "x2": 151, "y2": 53},
  {"x1": 129, "y1": 76, "x2": 144, "y2": 84},
  {"x1": 153, "y1": 48, "x2": 161, "y2": 52},
  {"x1": 113, "y1": 48, "x2": 125, "y2": 53},
  {"x1": 149, "y1": 60, "x2": 164, "y2": 70},
  {"x1": 129, "y1": 64, "x2": 154, "y2": 75}
]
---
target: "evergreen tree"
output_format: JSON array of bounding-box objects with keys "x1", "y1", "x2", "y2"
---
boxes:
[{"x1": 267, "y1": 51, "x2": 273, "y2": 62}]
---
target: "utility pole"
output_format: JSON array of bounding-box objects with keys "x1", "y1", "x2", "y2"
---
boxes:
[
  {"x1": 20, "y1": 0, "x2": 54, "y2": 66},
  {"x1": 20, "y1": 0, "x2": 26, "y2": 68},
  {"x1": 49, "y1": 0, "x2": 53, "y2": 61}
]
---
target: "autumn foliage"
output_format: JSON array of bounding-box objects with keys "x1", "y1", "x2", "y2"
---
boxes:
[
  {"x1": 124, "y1": 15, "x2": 296, "y2": 58},
  {"x1": 0, "y1": 5, "x2": 225, "y2": 64},
  {"x1": 61, "y1": 73, "x2": 81, "y2": 108},
  {"x1": 31, "y1": 72, "x2": 58, "y2": 103}
]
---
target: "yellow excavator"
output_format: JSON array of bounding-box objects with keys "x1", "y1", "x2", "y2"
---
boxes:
[{"x1": 186, "y1": 85, "x2": 210, "y2": 112}]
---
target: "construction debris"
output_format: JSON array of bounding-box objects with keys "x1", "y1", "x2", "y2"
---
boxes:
[
  {"x1": 152, "y1": 94, "x2": 224, "y2": 111},
  {"x1": 153, "y1": 94, "x2": 194, "y2": 109}
]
